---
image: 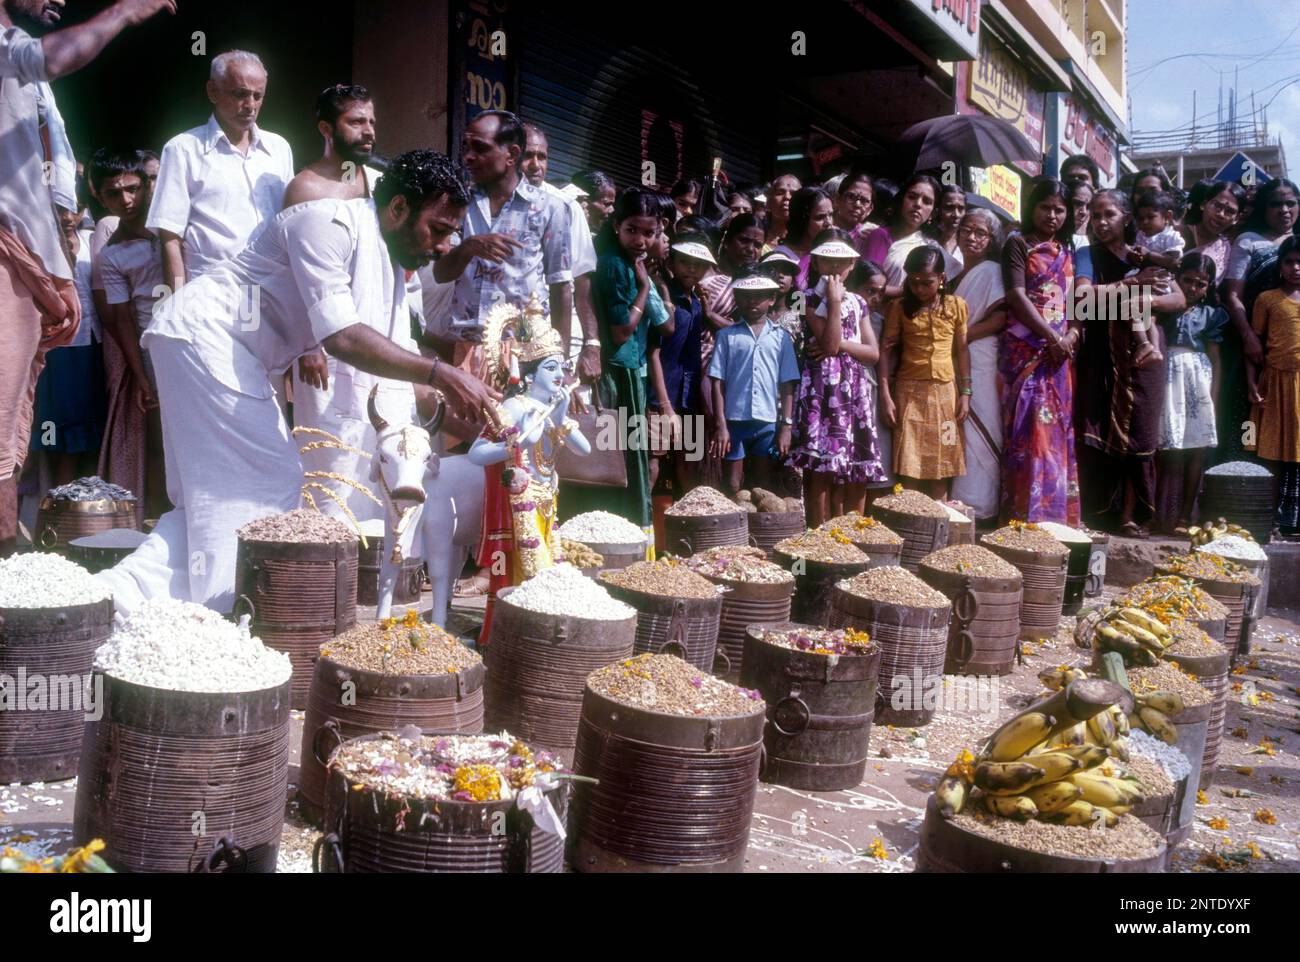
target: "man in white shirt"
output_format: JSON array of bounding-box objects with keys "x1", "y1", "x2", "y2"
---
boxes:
[
  {"x1": 147, "y1": 48, "x2": 294, "y2": 288},
  {"x1": 520, "y1": 122, "x2": 601, "y2": 385},
  {"x1": 284, "y1": 83, "x2": 429, "y2": 522},
  {"x1": 0, "y1": 0, "x2": 173, "y2": 554},
  {"x1": 96, "y1": 151, "x2": 500, "y2": 616}
]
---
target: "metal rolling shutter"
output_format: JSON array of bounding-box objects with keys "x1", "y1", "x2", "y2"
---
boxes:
[{"x1": 514, "y1": 12, "x2": 763, "y2": 191}]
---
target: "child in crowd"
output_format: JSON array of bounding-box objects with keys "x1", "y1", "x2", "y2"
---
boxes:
[
  {"x1": 648, "y1": 234, "x2": 713, "y2": 494},
  {"x1": 564, "y1": 187, "x2": 673, "y2": 544},
  {"x1": 708, "y1": 269, "x2": 800, "y2": 494},
  {"x1": 759, "y1": 249, "x2": 802, "y2": 345},
  {"x1": 849, "y1": 259, "x2": 892, "y2": 503},
  {"x1": 1130, "y1": 190, "x2": 1185, "y2": 273},
  {"x1": 790, "y1": 230, "x2": 886, "y2": 526},
  {"x1": 92, "y1": 149, "x2": 168, "y2": 519},
  {"x1": 1158, "y1": 253, "x2": 1226, "y2": 533},
  {"x1": 879, "y1": 245, "x2": 969, "y2": 498},
  {"x1": 1247, "y1": 236, "x2": 1300, "y2": 535},
  {"x1": 29, "y1": 187, "x2": 107, "y2": 486}
]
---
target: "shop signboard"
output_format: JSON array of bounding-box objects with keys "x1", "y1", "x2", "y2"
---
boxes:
[
  {"x1": 970, "y1": 164, "x2": 1022, "y2": 219},
  {"x1": 966, "y1": 32, "x2": 1045, "y2": 176},
  {"x1": 1051, "y1": 92, "x2": 1118, "y2": 187},
  {"x1": 905, "y1": 0, "x2": 980, "y2": 60}
]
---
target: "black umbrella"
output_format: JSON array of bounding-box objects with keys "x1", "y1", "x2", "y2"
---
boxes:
[{"x1": 899, "y1": 114, "x2": 1038, "y2": 171}]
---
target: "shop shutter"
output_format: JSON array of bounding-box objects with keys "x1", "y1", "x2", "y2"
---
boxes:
[{"x1": 513, "y1": 11, "x2": 764, "y2": 191}]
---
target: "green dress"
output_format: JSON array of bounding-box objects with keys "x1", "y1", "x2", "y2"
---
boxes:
[{"x1": 560, "y1": 251, "x2": 668, "y2": 531}]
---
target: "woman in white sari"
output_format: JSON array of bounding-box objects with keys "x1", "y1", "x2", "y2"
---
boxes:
[{"x1": 951, "y1": 208, "x2": 1007, "y2": 520}]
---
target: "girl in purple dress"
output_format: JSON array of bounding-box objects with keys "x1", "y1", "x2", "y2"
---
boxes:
[{"x1": 791, "y1": 228, "x2": 887, "y2": 526}]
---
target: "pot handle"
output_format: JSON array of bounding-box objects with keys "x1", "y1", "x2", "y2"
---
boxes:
[
  {"x1": 312, "y1": 832, "x2": 344, "y2": 874},
  {"x1": 38, "y1": 525, "x2": 58, "y2": 550},
  {"x1": 711, "y1": 647, "x2": 732, "y2": 675},
  {"x1": 657, "y1": 638, "x2": 689, "y2": 659},
  {"x1": 196, "y1": 834, "x2": 248, "y2": 873},
  {"x1": 232, "y1": 593, "x2": 256, "y2": 623},
  {"x1": 313, "y1": 719, "x2": 344, "y2": 766},
  {"x1": 771, "y1": 694, "x2": 811, "y2": 736}
]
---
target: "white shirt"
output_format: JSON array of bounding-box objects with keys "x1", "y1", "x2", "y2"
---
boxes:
[
  {"x1": 0, "y1": 27, "x2": 70, "y2": 279},
  {"x1": 546, "y1": 182, "x2": 598, "y2": 360},
  {"x1": 146, "y1": 114, "x2": 294, "y2": 279},
  {"x1": 68, "y1": 231, "x2": 100, "y2": 347},
  {"x1": 97, "y1": 235, "x2": 165, "y2": 333},
  {"x1": 146, "y1": 198, "x2": 409, "y2": 412}
]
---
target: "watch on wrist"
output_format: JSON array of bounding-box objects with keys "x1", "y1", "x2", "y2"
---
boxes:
[
  {"x1": 779, "y1": 416, "x2": 794, "y2": 427},
  {"x1": 583, "y1": 338, "x2": 601, "y2": 348}
]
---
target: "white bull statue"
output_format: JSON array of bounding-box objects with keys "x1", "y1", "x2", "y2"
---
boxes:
[{"x1": 366, "y1": 387, "x2": 484, "y2": 627}]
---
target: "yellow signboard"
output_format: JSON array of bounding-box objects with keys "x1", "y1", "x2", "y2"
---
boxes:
[
  {"x1": 970, "y1": 165, "x2": 1022, "y2": 219},
  {"x1": 967, "y1": 34, "x2": 1044, "y2": 156}
]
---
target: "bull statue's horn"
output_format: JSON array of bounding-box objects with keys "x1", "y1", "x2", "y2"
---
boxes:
[
  {"x1": 367, "y1": 384, "x2": 389, "y2": 433},
  {"x1": 422, "y1": 392, "x2": 447, "y2": 437}
]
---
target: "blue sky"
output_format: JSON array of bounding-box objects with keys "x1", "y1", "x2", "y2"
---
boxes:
[{"x1": 1127, "y1": 0, "x2": 1300, "y2": 177}]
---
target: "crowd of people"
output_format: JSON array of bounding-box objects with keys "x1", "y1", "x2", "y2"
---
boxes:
[{"x1": 6, "y1": 1, "x2": 1300, "y2": 612}]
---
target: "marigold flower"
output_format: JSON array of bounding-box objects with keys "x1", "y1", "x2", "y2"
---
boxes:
[{"x1": 1254, "y1": 809, "x2": 1277, "y2": 825}]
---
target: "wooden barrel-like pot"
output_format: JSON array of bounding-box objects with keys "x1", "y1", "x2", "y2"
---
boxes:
[
  {"x1": 233, "y1": 537, "x2": 358, "y2": 710},
  {"x1": 1154, "y1": 566, "x2": 1251, "y2": 661},
  {"x1": 704, "y1": 577, "x2": 794, "y2": 677},
  {"x1": 917, "y1": 561, "x2": 1023, "y2": 676},
  {"x1": 74, "y1": 674, "x2": 291, "y2": 873},
  {"x1": 356, "y1": 535, "x2": 423, "y2": 607},
  {"x1": 602, "y1": 581, "x2": 723, "y2": 673},
  {"x1": 873, "y1": 505, "x2": 949, "y2": 572},
  {"x1": 747, "y1": 511, "x2": 806, "y2": 557},
  {"x1": 314, "y1": 733, "x2": 567, "y2": 874},
  {"x1": 944, "y1": 514, "x2": 975, "y2": 546},
  {"x1": 65, "y1": 529, "x2": 147, "y2": 574},
  {"x1": 34, "y1": 495, "x2": 138, "y2": 552},
  {"x1": 771, "y1": 549, "x2": 873, "y2": 628},
  {"x1": 1198, "y1": 472, "x2": 1275, "y2": 544},
  {"x1": 741, "y1": 622, "x2": 882, "y2": 791},
  {"x1": 483, "y1": 587, "x2": 636, "y2": 757},
  {"x1": 1165, "y1": 646, "x2": 1230, "y2": 789},
  {"x1": 1130, "y1": 776, "x2": 1186, "y2": 872},
  {"x1": 917, "y1": 798, "x2": 1167, "y2": 873},
  {"x1": 1060, "y1": 539, "x2": 1094, "y2": 616},
  {"x1": 0, "y1": 597, "x2": 114, "y2": 783},
  {"x1": 827, "y1": 584, "x2": 951, "y2": 727},
  {"x1": 851, "y1": 539, "x2": 903, "y2": 569},
  {"x1": 981, "y1": 537, "x2": 1067, "y2": 642},
  {"x1": 570, "y1": 687, "x2": 764, "y2": 873},
  {"x1": 297, "y1": 655, "x2": 486, "y2": 826},
  {"x1": 662, "y1": 511, "x2": 747, "y2": 556}
]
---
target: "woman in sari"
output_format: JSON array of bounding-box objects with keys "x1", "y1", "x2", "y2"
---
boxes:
[
  {"x1": 998, "y1": 178, "x2": 1080, "y2": 524},
  {"x1": 1075, "y1": 190, "x2": 1186, "y2": 536},
  {"x1": 951, "y1": 208, "x2": 1006, "y2": 521},
  {"x1": 1219, "y1": 177, "x2": 1300, "y2": 463}
]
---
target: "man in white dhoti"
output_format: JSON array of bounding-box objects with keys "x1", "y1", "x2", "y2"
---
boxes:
[{"x1": 96, "y1": 151, "x2": 500, "y2": 615}]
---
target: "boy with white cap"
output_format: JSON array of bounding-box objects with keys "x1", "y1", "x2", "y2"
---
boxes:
[{"x1": 707, "y1": 268, "x2": 800, "y2": 495}]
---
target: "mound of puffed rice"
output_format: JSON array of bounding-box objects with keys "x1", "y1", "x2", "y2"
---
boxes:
[
  {"x1": 559, "y1": 511, "x2": 646, "y2": 545},
  {"x1": 1197, "y1": 535, "x2": 1267, "y2": 563},
  {"x1": 1126, "y1": 729, "x2": 1192, "y2": 782},
  {"x1": 238, "y1": 509, "x2": 357, "y2": 544},
  {"x1": 665, "y1": 486, "x2": 744, "y2": 517},
  {"x1": 505, "y1": 563, "x2": 635, "y2": 620},
  {"x1": 1036, "y1": 521, "x2": 1093, "y2": 544},
  {"x1": 0, "y1": 552, "x2": 111, "y2": 608},
  {"x1": 1204, "y1": 461, "x2": 1272, "y2": 477},
  {"x1": 93, "y1": 599, "x2": 292, "y2": 692}
]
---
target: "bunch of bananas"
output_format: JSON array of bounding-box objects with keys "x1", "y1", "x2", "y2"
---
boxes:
[
  {"x1": 1187, "y1": 520, "x2": 1254, "y2": 547},
  {"x1": 1127, "y1": 689, "x2": 1184, "y2": 745},
  {"x1": 1093, "y1": 607, "x2": 1172, "y2": 666},
  {"x1": 934, "y1": 681, "x2": 1145, "y2": 827}
]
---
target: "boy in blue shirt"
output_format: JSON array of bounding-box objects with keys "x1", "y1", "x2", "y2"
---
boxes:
[{"x1": 707, "y1": 269, "x2": 801, "y2": 494}]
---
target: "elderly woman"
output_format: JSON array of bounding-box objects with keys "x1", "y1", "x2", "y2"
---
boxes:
[{"x1": 950, "y1": 208, "x2": 1006, "y2": 520}]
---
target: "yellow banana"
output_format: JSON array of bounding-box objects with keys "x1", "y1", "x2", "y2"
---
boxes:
[
  {"x1": 1071, "y1": 772, "x2": 1146, "y2": 807},
  {"x1": 1094, "y1": 806, "x2": 1123, "y2": 827},
  {"x1": 1020, "y1": 751, "x2": 1084, "y2": 789},
  {"x1": 934, "y1": 776, "x2": 967, "y2": 818},
  {"x1": 1087, "y1": 709, "x2": 1117, "y2": 746},
  {"x1": 1138, "y1": 691, "x2": 1185, "y2": 716},
  {"x1": 1109, "y1": 740, "x2": 1130, "y2": 762},
  {"x1": 1049, "y1": 721, "x2": 1089, "y2": 748},
  {"x1": 1118, "y1": 607, "x2": 1170, "y2": 640},
  {"x1": 1138, "y1": 706, "x2": 1179, "y2": 745},
  {"x1": 1053, "y1": 744, "x2": 1110, "y2": 768},
  {"x1": 1110, "y1": 705, "x2": 1131, "y2": 737},
  {"x1": 1108, "y1": 616, "x2": 1163, "y2": 651},
  {"x1": 983, "y1": 711, "x2": 1056, "y2": 762},
  {"x1": 1027, "y1": 780, "x2": 1084, "y2": 814},
  {"x1": 974, "y1": 760, "x2": 1045, "y2": 795},
  {"x1": 1043, "y1": 800, "x2": 1101, "y2": 826},
  {"x1": 1095, "y1": 625, "x2": 1158, "y2": 665},
  {"x1": 985, "y1": 793, "x2": 1037, "y2": 820}
]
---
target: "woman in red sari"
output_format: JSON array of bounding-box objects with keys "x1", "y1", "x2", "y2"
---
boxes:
[{"x1": 998, "y1": 178, "x2": 1081, "y2": 524}]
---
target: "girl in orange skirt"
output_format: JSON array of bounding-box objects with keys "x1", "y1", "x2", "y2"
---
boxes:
[
  {"x1": 879, "y1": 245, "x2": 970, "y2": 498},
  {"x1": 1248, "y1": 235, "x2": 1300, "y2": 533}
]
